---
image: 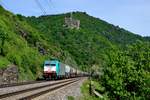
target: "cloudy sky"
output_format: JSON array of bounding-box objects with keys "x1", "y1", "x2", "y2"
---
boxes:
[{"x1": 0, "y1": 0, "x2": 150, "y2": 36}]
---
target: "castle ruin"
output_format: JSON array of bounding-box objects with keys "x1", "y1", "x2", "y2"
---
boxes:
[{"x1": 64, "y1": 13, "x2": 80, "y2": 29}]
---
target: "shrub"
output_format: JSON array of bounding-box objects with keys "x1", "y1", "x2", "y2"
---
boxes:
[{"x1": 102, "y1": 41, "x2": 150, "y2": 99}]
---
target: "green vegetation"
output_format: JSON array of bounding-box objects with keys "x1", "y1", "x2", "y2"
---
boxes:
[
  {"x1": 25, "y1": 12, "x2": 146, "y2": 71},
  {"x1": 80, "y1": 80, "x2": 99, "y2": 100},
  {"x1": 68, "y1": 96, "x2": 75, "y2": 100},
  {"x1": 80, "y1": 79, "x2": 108, "y2": 100},
  {"x1": 0, "y1": 6, "x2": 48, "y2": 80},
  {"x1": 0, "y1": 6, "x2": 149, "y2": 99},
  {"x1": 0, "y1": 57, "x2": 10, "y2": 69},
  {"x1": 101, "y1": 41, "x2": 150, "y2": 99}
]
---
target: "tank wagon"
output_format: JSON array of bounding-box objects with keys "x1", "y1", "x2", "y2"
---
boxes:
[{"x1": 43, "y1": 60, "x2": 83, "y2": 80}]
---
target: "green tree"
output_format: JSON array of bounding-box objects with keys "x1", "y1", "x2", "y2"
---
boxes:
[
  {"x1": 0, "y1": 27, "x2": 8, "y2": 56},
  {"x1": 102, "y1": 41, "x2": 150, "y2": 99}
]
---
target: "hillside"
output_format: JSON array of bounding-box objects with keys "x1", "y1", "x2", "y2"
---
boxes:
[
  {"x1": 26, "y1": 12, "x2": 145, "y2": 46},
  {"x1": 24, "y1": 12, "x2": 148, "y2": 69},
  {"x1": 144, "y1": 36, "x2": 150, "y2": 41},
  {"x1": 0, "y1": 6, "x2": 148, "y2": 79},
  {"x1": 0, "y1": 6, "x2": 46, "y2": 80},
  {"x1": 0, "y1": 6, "x2": 76, "y2": 81}
]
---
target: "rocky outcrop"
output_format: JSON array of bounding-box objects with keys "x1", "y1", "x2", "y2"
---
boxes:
[{"x1": 0, "y1": 65, "x2": 18, "y2": 85}]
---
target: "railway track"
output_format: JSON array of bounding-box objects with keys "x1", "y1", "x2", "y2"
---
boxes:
[
  {"x1": 0, "y1": 80, "x2": 46, "y2": 88},
  {"x1": 0, "y1": 78, "x2": 80, "y2": 100}
]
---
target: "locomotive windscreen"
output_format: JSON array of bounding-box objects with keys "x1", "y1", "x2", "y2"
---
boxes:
[
  {"x1": 45, "y1": 64, "x2": 50, "y2": 66},
  {"x1": 50, "y1": 64, "x2": 55, "y2": 66}
]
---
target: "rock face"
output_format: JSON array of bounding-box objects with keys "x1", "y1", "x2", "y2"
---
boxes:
[
  {"x1": 0, "y1": 65, "x2": 18, "y2": 85},
  {"x1": 0, "y1": 69, "x2": 3, "y2": 85}
]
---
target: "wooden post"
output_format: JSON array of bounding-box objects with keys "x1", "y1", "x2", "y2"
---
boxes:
[{"x1": 89, "y1": 69, "x2": 92, "y2": 95}]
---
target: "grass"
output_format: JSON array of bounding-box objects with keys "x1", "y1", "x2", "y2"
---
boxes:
[
  {"x1": 68, "y1": 96, "x2": 75, "y2": 100},
  {"x1": 0, "y1": 56, "x2": 10, "y2": 69},
  {"x1": 80, "y1": 79, "x2": 100, "y2": 100},
  {"x1": 80, "y1": 79, "x2": 109, "y2": 100}
]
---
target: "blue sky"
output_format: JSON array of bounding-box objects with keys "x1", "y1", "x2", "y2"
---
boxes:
[{"x1": 0, "y1": 0, "x2": 150, "y2": 36}]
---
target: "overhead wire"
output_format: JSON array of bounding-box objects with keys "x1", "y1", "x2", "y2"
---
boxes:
[
  {"x1": 0, "y1": 0, "x2": 9, "y2": 10},
  {"x1": 48, "y1": 0, "x2": 56, "y2": 10},
  {"x1": 47, "y1": 0, "x2": 59, "y2": 14},
  {"x1": 1, "y1": 0, "x2": 50, "y2": 16},
  {"x1": 34, "y1": 0, "x2": 47, "y2": 15},
  {"x1": 46, "y1": 0, "x2": 51, "y2": 10}
]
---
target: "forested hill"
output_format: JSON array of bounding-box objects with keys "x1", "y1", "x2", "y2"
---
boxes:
[
  {"x1": 26, "y1": 12, "x2": 146, "y2": 48},
  {"x1": 24, "y1": 12, "x2": 148, "y2": 68},
  {"x1": 144, "y1": 36, "x2": 150, "y2": 41}
]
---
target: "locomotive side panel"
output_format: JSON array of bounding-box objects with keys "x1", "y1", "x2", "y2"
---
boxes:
[{"x1": 57, "y1": 62, "x2": 65, "y2": 76}]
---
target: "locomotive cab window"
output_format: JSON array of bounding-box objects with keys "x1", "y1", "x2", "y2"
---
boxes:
[
  {"x1": 45, "y1": 64, "x2": 50, "y2": 66},
  {"x1": 50, "y1": 64, "x2": 56, "y2": 66}
]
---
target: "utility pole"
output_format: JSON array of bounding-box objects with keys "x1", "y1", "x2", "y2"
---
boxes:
[
  {"x1": 70, "y1": 12, "x2": 73, "y2": 19},
  {"x1": 89, "y1": 67, "x2": 92, "y2": 95},
  {"x1": 88, "y1": 41, "x2": 94, "y2": 95}
]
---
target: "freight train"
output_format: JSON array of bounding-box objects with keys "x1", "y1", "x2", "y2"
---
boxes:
[{"x1": 43, "y1": 60, "x2": 86, "y2": 80}]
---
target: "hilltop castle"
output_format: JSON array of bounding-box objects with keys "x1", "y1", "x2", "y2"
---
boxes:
[{"x1": 64, "y1": 13, "x2": 80, "y2": 29}]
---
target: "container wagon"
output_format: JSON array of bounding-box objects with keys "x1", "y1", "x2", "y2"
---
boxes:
[
  {"x1": 65, "y1": 65, "x2": 71, "y2": 78},
  {"x1": 70, "y1": 67, "x2": 76, "y2": 77}
]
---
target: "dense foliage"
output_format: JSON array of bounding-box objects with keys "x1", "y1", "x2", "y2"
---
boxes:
[
  {"x1": 102, "y1": 41, "x2": 150, "y2": 99},
  {"x1": 25, "y1": 12, "x2": 147, "y2": 70},
  {"x1": 0, "y1": 6, "x2": 47, "y2": 80}
]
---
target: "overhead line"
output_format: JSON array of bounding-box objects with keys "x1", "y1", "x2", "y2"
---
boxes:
[
  {"x1": 47, "y1": 0, "x2": 59, "y2": 14},
  {"x1": 46, "y1": 0, "x2": 51, "y2": 10},
  {"x1": 48, "y1": 0, "x2": 56, "y2": 9},
  {"x1": 0, "y1": 0, "x2": 9, "y2": 10},
  {"x1": 34, "y1": 0, "x2": 46, "y2": 15}
]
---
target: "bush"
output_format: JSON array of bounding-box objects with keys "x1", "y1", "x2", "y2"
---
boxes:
[
  {"x1": 0, "y1": 57, "x2": 10, "y2": 69},
  {"x1": 101, "y1": 41, "x2": 150, "y2": 99}
]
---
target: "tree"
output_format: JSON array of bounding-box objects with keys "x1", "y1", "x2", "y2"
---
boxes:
[
  {"x1": 0, "y1": 27, "x2": 8, "y2": 56},
  {"x1": 101, "y1": 41, "x2": 150, "y2": 99}
]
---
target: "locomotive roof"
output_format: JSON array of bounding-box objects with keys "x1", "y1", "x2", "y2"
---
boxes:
[{"x1": 44, "y1": 60, "x2": 59, "y2": 64}]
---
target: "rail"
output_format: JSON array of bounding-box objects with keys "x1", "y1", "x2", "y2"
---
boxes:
[
  {"x1": 0, "y1": 80, "x2": 46, "y2": 88},
  {"x1": 0, "y1": 78, "x2": 80, "y2": 100}
]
